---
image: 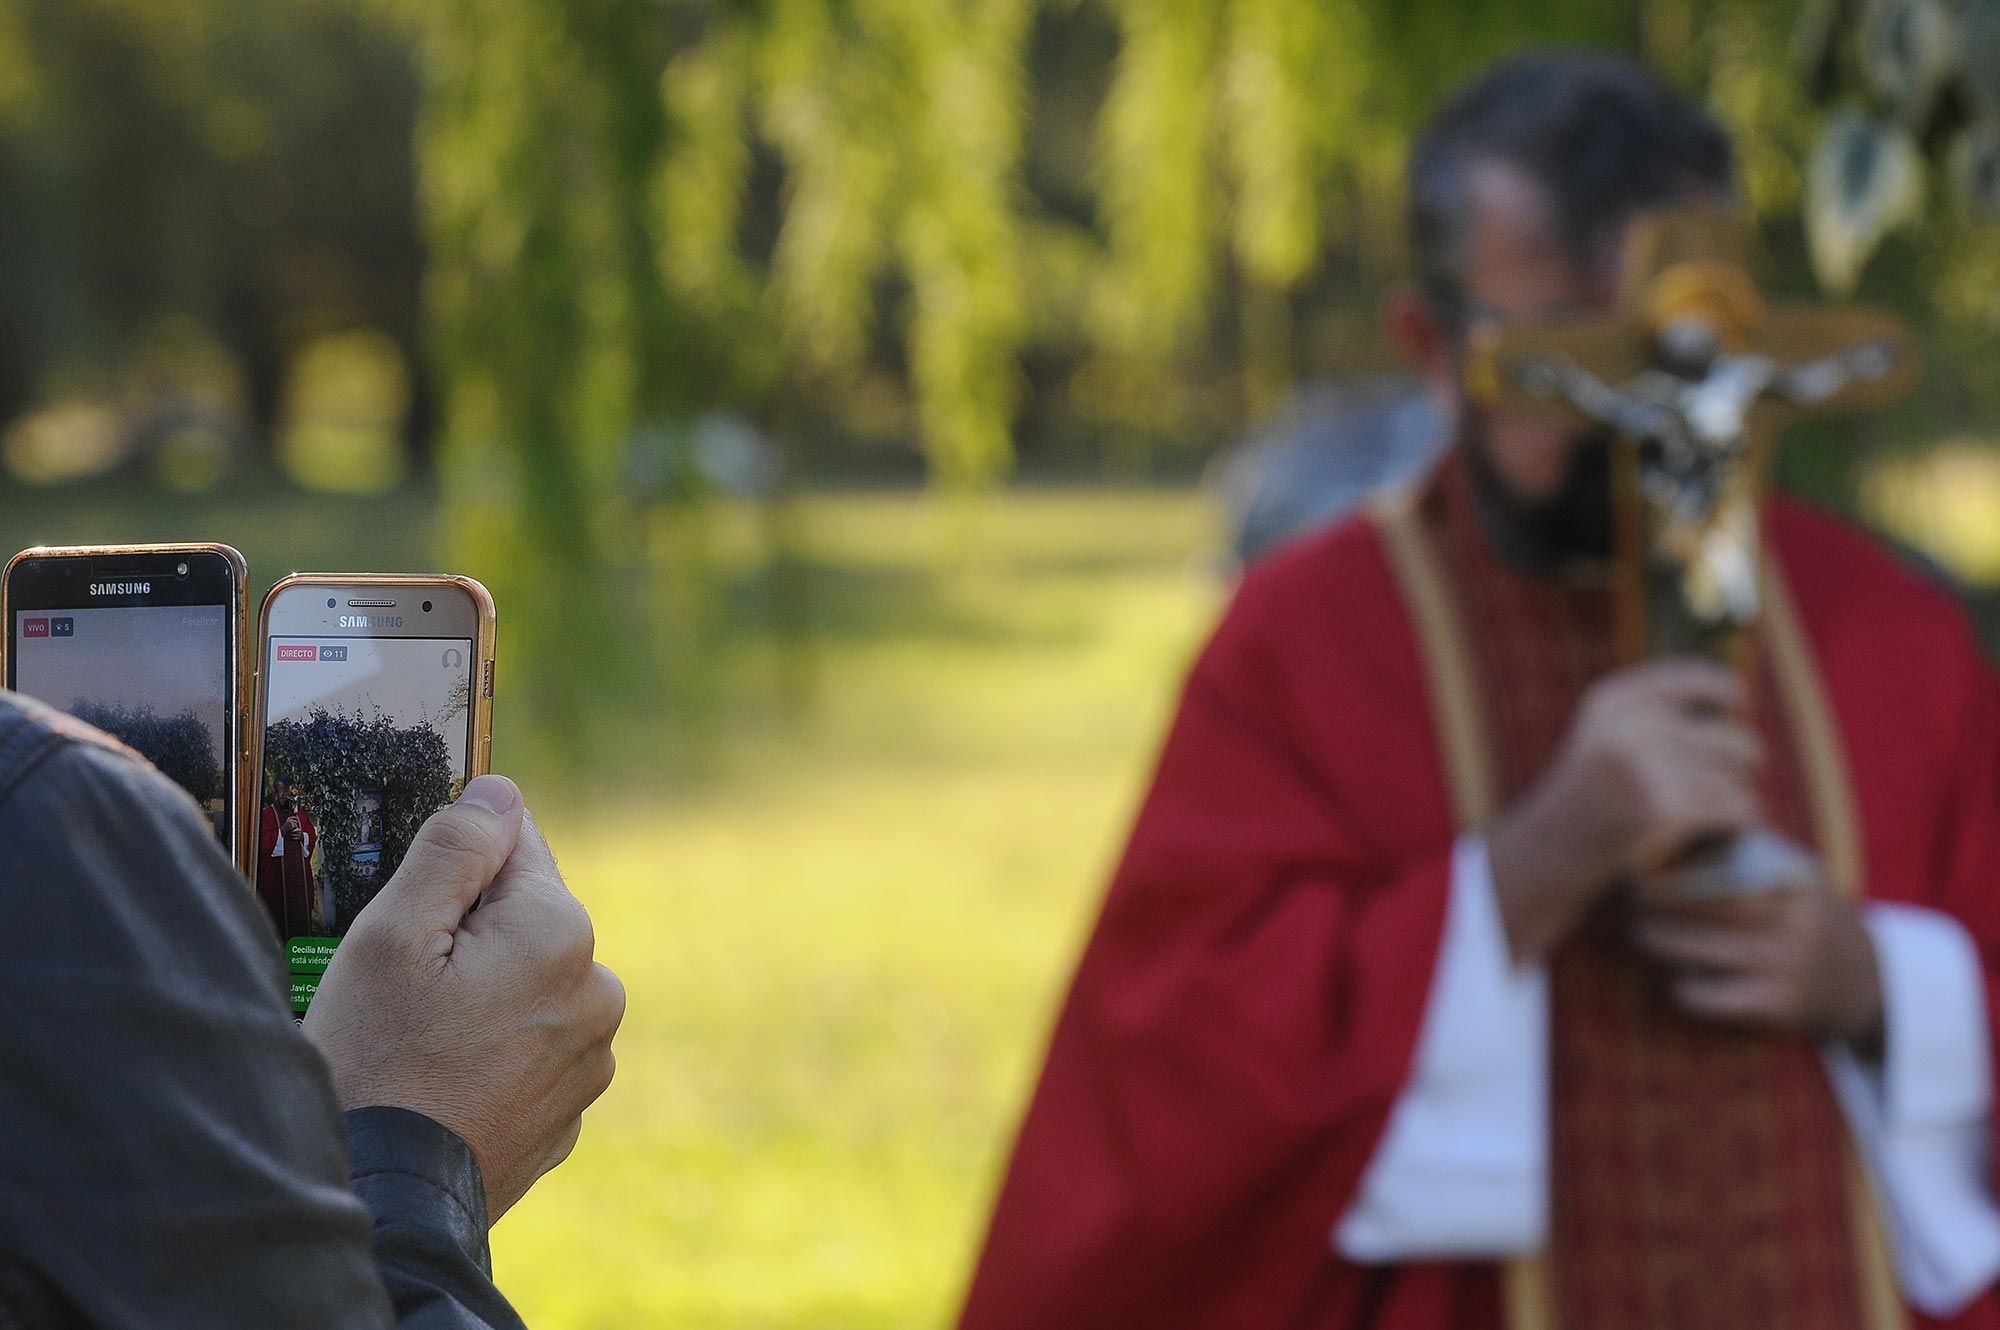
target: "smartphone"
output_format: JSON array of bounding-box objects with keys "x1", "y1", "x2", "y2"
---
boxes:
[
  {"x1": 4, "y1": 544, "x2": 251, "y2": 872},
  {"x1": 254, "y1": 573, "x2": 495, "y2": 1015}
]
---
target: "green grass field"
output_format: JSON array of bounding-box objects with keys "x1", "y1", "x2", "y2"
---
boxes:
[
  {"x1": 2, "y1": 480, "x2": 1225, "y2": 1328},
  {"x1": 495, "y1": 490, "x2": 1222, "y2": 1329}
]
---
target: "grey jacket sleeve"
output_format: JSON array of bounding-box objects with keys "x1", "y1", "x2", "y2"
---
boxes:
[
  {"x1": 347, "y1": 1108, "x2": 525, "y2": 1330},
  {"x1": 0, "y1": 706, "x2": 520, "y2": 1329}
]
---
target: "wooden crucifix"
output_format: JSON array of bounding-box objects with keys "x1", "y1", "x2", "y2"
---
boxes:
[{"x1": 1463, "y1": 207, "x2": 1920, "y2": 900}]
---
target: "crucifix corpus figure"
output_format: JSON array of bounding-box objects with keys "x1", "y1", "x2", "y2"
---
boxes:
[{"x1": 1467, "y1": 210, "x2": 1919, "y2": 906}]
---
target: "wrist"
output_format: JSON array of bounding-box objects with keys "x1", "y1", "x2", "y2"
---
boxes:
[
  {"x1": 1830, "y1": 991, "x2": 1885, "y2": 1059},
  {"x1": 344, "y1": 1105, "x2": 495, "y2": 1256},
  {"x1": 1489, "y1": 772, "x2": 1625, "y2": 964},
  {"x1": 1825, "y1": 908, "x2": 1886, "y2": 1058}
]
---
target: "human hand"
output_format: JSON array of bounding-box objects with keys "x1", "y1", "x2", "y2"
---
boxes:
[
  {"x1": 1630, "y1": 883, "x2": 1884, "y2": 1052},
  {"x1": 1489, "y1": 659, "x2": 1764, "y2": 962},
  {"x1": 284, "y1": 815, "x2": 302, "y2": 838},
  {"x1": 303, "y1": 775, "x2": 626, "y2": 1221}
]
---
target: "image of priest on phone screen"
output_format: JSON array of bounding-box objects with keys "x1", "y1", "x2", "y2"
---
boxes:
[{"x1": 257, "y1": 773, "x2": 319, "y2": 938}]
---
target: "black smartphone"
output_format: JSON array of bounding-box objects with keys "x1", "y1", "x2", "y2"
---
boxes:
[{"x1": 3, "y1": 544, "x2": 251, "y2": 871}]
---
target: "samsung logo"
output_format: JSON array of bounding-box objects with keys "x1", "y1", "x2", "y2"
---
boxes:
[
  {"x1": 339, "y1": 614, "x2": 403, "y2": 629},
  {"x1": 90, "y1": 581, "x2": 150, "y2": 596}
]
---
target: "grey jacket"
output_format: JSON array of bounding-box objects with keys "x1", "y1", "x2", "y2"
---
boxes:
[{"x1": 0, "y1": 691, "x2": 525, "y2": 1329}]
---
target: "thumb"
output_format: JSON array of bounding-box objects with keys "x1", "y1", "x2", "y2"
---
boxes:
[{"x1": 372, "y1": 775, "x2": 525, "y2": 939}]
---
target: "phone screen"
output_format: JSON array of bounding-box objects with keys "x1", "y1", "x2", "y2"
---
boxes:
[
  {"x1": 6, "y1": 551, "x2": 240, "y2": 852},
  {"x1": 258, "y1": 622, "x2": 475, "y2": 1013}
]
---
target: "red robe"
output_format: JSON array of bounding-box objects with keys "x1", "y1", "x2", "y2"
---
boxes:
[
  {"x1": 255, "y1": 804, "x2": 318, "y2": 940},
  {"x1": 956, "y1": 477, "x2": 2000, "y2": 1329}
]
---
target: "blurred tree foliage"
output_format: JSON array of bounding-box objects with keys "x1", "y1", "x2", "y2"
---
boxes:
[
  {"x1": 68, "y1": 700, "x2": 221, "y2": 805},
  {"x1": 5, "y1": 0, "x2": 1989, "y2": 490},
  {"x1": 409, "y1": 0, "x2": 1985, "y2": 736},
  {"x1": 6, "y1": 0, "x2": 1996, "y2": 736},
  {"x1": 0, "y1": 0, "x2": 427, "y2": 461},
  {"x1": 414, "y1": 0, "x2": 1652, "y2": 497}
]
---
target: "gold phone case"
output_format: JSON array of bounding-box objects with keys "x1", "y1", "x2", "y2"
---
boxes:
[
  {"x1": 2, "y1": 543, "x2": 254, "y2": 877},
  {"x1": 250, "y1": 573, "x2": 498, "y2": 883}
]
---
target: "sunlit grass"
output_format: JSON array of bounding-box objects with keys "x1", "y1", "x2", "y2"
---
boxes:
[{"x1": 498, "y1": 488, "x2": 1221, "y2": 1328}]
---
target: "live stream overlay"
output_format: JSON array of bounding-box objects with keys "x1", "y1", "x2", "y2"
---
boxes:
[
  {"x1": 11, "y1": 605, "x2": 231, "y2": 844},
  {"x1": 262, "y1": 634, "x2": 472, "y2": 1012}
]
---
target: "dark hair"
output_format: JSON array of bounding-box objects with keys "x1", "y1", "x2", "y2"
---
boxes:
[{"x1": 1408, "y1": 50, "x2": 1736, "y2": 326}]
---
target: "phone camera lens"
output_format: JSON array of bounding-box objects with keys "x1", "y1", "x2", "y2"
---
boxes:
[
  {"x1": 422, "y1": 600, "x2": 433, "y2": 613},
  {"x1": 175, "y1": 561, "x2": 189, "y2": 577},
  {"x1": 327, "y1": 597, "x2": 337, "y2": 609}
]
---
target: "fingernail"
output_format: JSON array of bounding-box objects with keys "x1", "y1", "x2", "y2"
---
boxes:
[{"x1": 460, "y1": 775, "x2": 519, "y2": 815}]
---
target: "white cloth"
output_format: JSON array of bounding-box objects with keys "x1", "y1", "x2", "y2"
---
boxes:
[
  {"x1": 1828, "y1": 904, "x2": 2000, "y2": 1313},
  {"x1": 1332, "y1": 838, "x2": 2000, "y2": 1317},
  {"x1": 1334, "y1": 837, "x2": 1548, "y2": 1260}
]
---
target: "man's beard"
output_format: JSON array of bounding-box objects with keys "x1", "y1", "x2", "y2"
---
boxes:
[{"x1": 1459, "y1": 410, "x2": 1616, "y2": 572}]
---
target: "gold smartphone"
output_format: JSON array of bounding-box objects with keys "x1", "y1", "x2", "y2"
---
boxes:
[
  {"x1": 253, "y1": 573, "x2": 495, "y2": 1016},
  {"x1": 3, "y1": 543, "x2": 253, "y2": 874}
]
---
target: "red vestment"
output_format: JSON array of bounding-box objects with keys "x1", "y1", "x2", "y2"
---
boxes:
[
  {"x1": 255, "y1": 804, "x2": 317, "y2": 939},
  {"x1": 957, "y1": 458, "x2": 2000, "y2": 1330}
]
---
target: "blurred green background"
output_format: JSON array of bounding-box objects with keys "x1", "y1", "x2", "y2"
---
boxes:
[{"x1": 2, "y1": 1, "x2": 1997, "y2": 1325}]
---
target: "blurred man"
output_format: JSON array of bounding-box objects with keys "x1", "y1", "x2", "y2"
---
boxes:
[
  {"x1": 960, "y1": 52, "x2": 2000, "y2": 1330},
  {"x1": 0, "y1": 693, "x2": 625, "y2": 1327}
]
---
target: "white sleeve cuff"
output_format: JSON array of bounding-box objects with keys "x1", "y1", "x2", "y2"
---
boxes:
[
  {"x1": 1826, "y1": 902, "x2": 2000, "y2": 1316},
  {"x1": 1334, "y1": 835, "x2": 1549, "y2": 1261}
]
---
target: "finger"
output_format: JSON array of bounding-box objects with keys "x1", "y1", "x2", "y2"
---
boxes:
[
  {"x1": 549, "y1": 1048, "x2": 617, "y2": 1132},
  {"x1": 1637, "y1": 659, "x2": 1749, "y2": 719},
  {"x1": 579, "y1": 1045, "x2": 617, "y2": 1105},
  {"x1": 1669, "y1": 723, "x2": 1765, "y2": 774},
  {"x1": 584, "y1": 963, "x2": 628, "y2": 1041},
  {"x1": 1639, "y1": 732, "x2": 1763, "y2": 801},
  {"x1": 369, "y1": 775, "x2": 524, "y2": 941},
  {"x1": 1683, "y1": 785, "x2": 1764, "y2": 839},
  {"x1": 1670, "y1": 970, "x2": 1790, "y2": 1026},
  {"x1": 460, "y1": 815, "x2": 596, "y2": 965},
  {"x1": 1625, "y1": 708, "x2": 1758, "y2": 767},
  {"x1": 1652, "y1": 738, "x2": 1764, "y2": 818},
  {"x1": 1643, "y1": 791, "x2": 1761, "y2": 861},
  {"x1": 1640, "y1": 891, "x2": 1791, "y2": 931},
  {"x1": 475, "y1": 809, "x2": 566, "y2": 907},
  {"x1": 1630, "y1": 915, "x2": 1771, "y2": 972}
]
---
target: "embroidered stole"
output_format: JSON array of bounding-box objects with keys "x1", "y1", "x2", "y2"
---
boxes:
[{"x1": 1372, "y1": 461, "x2": 1903, "y2": 1330}]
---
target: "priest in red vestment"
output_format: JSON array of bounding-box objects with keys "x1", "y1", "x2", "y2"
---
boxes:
[
  {"x1": 958, "y1": 52, "x2": 2000, "y2": 1330},
  {"x1": 255, "y1": 775, "x2": 318, "y2": 939}
]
